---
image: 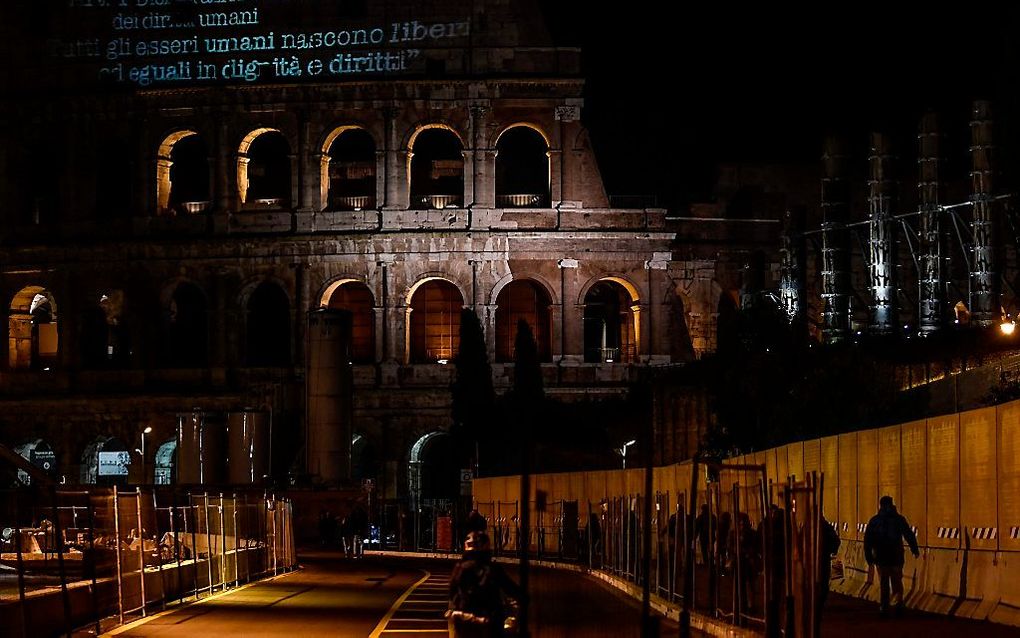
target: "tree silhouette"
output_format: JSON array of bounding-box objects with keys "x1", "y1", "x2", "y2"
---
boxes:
[{"x1": 450, "y1": 307, "x2": 494, "y2": 471}]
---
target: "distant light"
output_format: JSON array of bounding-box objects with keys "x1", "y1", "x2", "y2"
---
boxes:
[
  {"x1": 437, "y1": 359, "x2": 449, "y2": 365},
  {"x1": 143, "y1": 426, "x2": 153, "y2": 434},
  {"x1": 1000, "y1": 321, "x2": 1016, "y2": 336},
  {"x1": 624, "y1": 439, "x2": 637, "y2": 447}
]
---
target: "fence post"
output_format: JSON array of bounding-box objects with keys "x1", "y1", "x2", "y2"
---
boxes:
[
  {"x1": 136, "y1": 486, "x2": 147, "y2": 617},
  {"x1": 113, "y1": 486, "x2": 125, "y2": 624},
  {"x1": 219, "y1": 492, "x2": 227, "y2": 589},
  {"x1": 680, "y1": 459, "x2": 699, "y2": 638},
  {"x1": 152, "y1": 489, "x2": 167, "y2": 611},
  {"x1": 170, "y1": 490, "x2": 183, "y2": 605},
  {"x1": 14, "y1": 491, "x2": 29, "y2": 638},
  {"x1": 48, "y1": 487, "x2": 74, "y2": 636},
  {"x1": 233, "y1": 492, "x2": 240, "y2": 585},
  {"x1": 85, "y1": 491, "x2": 101, "y2": 636},
  {"x1": 204, "y1": 492, "x2": 214, "y2": 593}
]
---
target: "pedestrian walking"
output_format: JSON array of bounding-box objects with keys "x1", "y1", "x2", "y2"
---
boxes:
[
  {"x1": 863, "y1": 496, "x2": 919, "y2": 616},
  {"x1": 818, "y1": 515, "x2": 841, "y2": 609},
  {"x1": 448, "y1": 531, "x2": 523, "y2": 637},
  {"x1": 694, "y1": 504, "x2": 716, "y2": 565}
]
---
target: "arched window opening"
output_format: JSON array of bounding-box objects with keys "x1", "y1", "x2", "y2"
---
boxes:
[
  {"x1": 495, "y1": 280, "x2": 552, "y2": 363},
  {"x1": 8, "y1": 286, "x2": 58, "y2": 371},
  {"x1": 83, "y1": 291, "x2": 129, "y2": 369},
  {"x1": 14, "y1": 439, "x2": 57, "y2": 486},
  {"x1": 154, "y1": 439, "x2": 177, "y2": 485},
  {"x1": 157, "y1": 131, "x2": 210, "y2": 215},
  {"x1": 166, "y1": 282, "x2": 208, "y2": 367},
  {"x1": 238, "y1": 129, "x2": 291, "y2": 208},
  {"x1": 352, "y1": 433, "x2": 379, "y2": 483},
  {"x1": 408, "y1": 280, "x2": 463, "y2": 363},
  {"x1": 96, "y1": 140, "x2": 132, "y2": 219},
  {"x1": 495, "y1": 126, "x2": 550, "y2": 207},
  {"x1": 323, "y1": 281, "x2": 375, "y2": 363},
  {"x1": 716, "y1": 291, "x2": 741, "y2": 355},
  {"x1": 246, "y1": 282, "x2": 291, "y2": 367},
  {"x1": 408, "y1": 431, "x2": 459, "y2": 510},
  {"x1": 409, "y1": 128, "x2": 463, "y2": 210},
  {"x1": 80, "y1": 436, "x2": 131, "y2": 486},
  {"x1": 583, "y1": 280, "x2": 637, "y2": 363},
  {"x1": 323, "y1": 128, "x2": 376, "y2": 211}
]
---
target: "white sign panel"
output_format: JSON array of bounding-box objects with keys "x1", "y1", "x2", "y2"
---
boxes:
[{"x1": 98, "y1": 451, "x2": 131, "y2": 476}]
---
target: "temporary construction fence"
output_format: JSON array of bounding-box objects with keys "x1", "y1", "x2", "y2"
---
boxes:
[{"x1": 0, "y1": 486, "x2": 296, "y2": 638}]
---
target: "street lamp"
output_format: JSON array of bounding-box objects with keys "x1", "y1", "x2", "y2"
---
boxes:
[
  {"x1": 1000, "y1": 320, "x2": 1016, "y2": 336},
  {"x1": 617, "y1": 439, "x2": 637, "y2": 469},
  {"x1": 138, "y1": 426, "x2": 153, "y2": 483}
]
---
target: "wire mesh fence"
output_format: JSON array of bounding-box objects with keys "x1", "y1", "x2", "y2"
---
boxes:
[{"x1": 0, "y1": 486, "x2": 296, "y2": 638}]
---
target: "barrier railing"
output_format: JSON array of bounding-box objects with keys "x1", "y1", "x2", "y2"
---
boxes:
[
  {"x1": 377, "y1": 462, "x2": 828, "y2": 637},
  {"x1": 0, "y1": 486, "x2": 296, "y2": 638}
]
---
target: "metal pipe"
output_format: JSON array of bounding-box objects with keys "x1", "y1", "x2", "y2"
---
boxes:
[
  {"x1": 113, "y1": 487, "x2": 124, "y2": 623},
  {"x1": 136, "y1": 487, "x2": 146, "y2": 616}
]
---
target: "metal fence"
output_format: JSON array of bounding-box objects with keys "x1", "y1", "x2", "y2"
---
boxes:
[
  {"x1": 381, "y1": 462, "x2": 827, "y2": 637},
  {"x1": 0, "y1": 486, "x2": 296, "y2": 638}
]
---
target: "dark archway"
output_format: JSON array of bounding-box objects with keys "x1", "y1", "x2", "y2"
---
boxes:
[
  {"x1": 352, "y1": 434, "x2": 379, "y2": 483},
  {"x1": 166, "y1": 282, "x2": 208, "y2": 367},
  {"x1": 583, "y1": 280, "x2": 637, "y2": 363},
  {"x1": 324, "y1": 128, "x2": 376, "y2": 210},
  {"x1": 82, "y1": 291, "x2": 129, "y2": 368},
  {"x1": 80, "y1": 436, "x2": 131, "y2": 486},
  {"x1": 495, "y1": 279, "x2": 552, "y2": 362},
  {"x1": 325, "y1": 281, "x2": 375, "y2": 363},
  {"x1": 410, "y1": 128, "x2": 463, "y2": 209},
  {"x1": 495, "y1": 126, "x2": 550, "y2": 207},
  {"x1": 246, "y1": 282, "x2": 291, "y2": 366},
  {"x1": 168, "y1": 134, "x2": 210, "y2": 213},
  {"x1": 408, "y1": 279, "x2": 463, "y2": 363},
  {"x1": 245, "y1": 130, "x2": 291, "y2": 207}
]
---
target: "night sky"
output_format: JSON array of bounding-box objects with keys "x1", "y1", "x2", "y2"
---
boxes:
[{"x1": 542, "y1": 4, "x2": 1020, "y2": 208}]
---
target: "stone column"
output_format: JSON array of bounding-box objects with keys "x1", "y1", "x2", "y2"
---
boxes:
[
  {"x1": 382, "y1": 108, "x2": 402, "y2": 210},
  {"x1": 373, "y1": 306, "x2": 385, "y2": 363},
  {"x1": 470, "y1": 105, "x2": 492, "y2": 208},
  {"x1": 483, "y1": 303, "x2": 498, "y2": 361}
]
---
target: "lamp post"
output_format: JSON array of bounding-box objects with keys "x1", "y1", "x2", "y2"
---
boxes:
[
  {"x1": 617, "y1": 439, "x2": 636, "y2": 469},
  {"x1": 140, "y1": 426, "x2": 152, "y2": 483}
]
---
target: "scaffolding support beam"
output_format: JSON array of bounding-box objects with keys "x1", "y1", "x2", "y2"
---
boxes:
[
  {"x1": 821, "y1": 137, "x2": 852, "y2": 343},
  {"x1": 969, "y1": 100, "x2": 999, "y2": 326},
  {"x1": 918, "y1": 112, "x2": 945, "y2": 334},
  {"x1": 868, "y1": 132, "x2": 897, "y2": 335}
]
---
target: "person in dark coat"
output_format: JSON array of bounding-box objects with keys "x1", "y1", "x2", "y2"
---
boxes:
[
  {"x1": 694, "y1": 504, "x2": 716, "y2": 565},
  {"x1": 818, "y1": 515, "x2": 841, "y2": 609},
  {"x1": 863, "y1": 496, "x2": 919, "y2": 615},
  {"x1": 448, "y1": 531, "x2": 522, "y2": 637},
  {"x1": 465, "y1": 509, "x2": 487, "y2": 535}
]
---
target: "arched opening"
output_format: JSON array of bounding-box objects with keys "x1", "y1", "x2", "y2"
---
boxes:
[
  {"x1": 80, "y1": 436, "x2": 131, "y2": 486},
  {"x1": 157, "y1": 131, "x2": 210, "y2": 215},
  {"x1": 238, "y1": 129, "x2": 291, "y2": 208},
  {"x1": 8, "y1": 286, "x2": 58, "y2": 371},
  {"x1": 409, "y1": 127, "x2": 463, "y2": 209},
  {"x1": 717, "y1": 291, "x2": 741, "y2": 355},
  {"x1": 583, "y1": 280, "x2": 638, "y2": 363},
  {"x1": 408, "y1": 279, "x2": 463, "y2": 364},
  {"x1": 352, "y1": 433, "x2": 379, "y2": 483},
  {"x1": 408, "y1": 431, "x2": 459, "y2": 506},
  {"x1": 495, "y1": 125, "x2": 550, "y2": 207},
  {"x1": 495, "y1": 279, "x2": 552, "y2": 362},
  {"x1": 165, "y1": 282, "x2": 208, "y2": 367},
  {"x1": 322, "y1": 127, "x2": 376, "y2": 211},
  {"x1": 246, "y1": 282, "x2": 291, "y2": 367},
  {"x1": 154, "y1": 439, "x2": 177, "y2": 485},
  {"x1": 14, "y1": 439, "x2": 57, "y2": 486},
  {"x1": 322, "y1": 280, "x2": 375, "y2": 363},
  {"x1": 82, "y1": 291, "x2": 129, "y2": 368}
]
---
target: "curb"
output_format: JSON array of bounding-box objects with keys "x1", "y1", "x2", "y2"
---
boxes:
[{"x1": 364, "y1": 550, "x2": 759, "y2": 638}]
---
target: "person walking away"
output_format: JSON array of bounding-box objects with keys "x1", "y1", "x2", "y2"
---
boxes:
[
  {"x1": 448, "y1": 531, "x2": 523, "y2": 637},
  {"x1": 694, "y1": 504, "x2": 716, "y2": 565},
  {"x1": 732, "y1": 512, "x2": 762, "y2": 614},
  {"x1": 863, "y1": 496, "x2": 919, "y2": 616},
  {"x1": 818, "y1": 516, "x2": 841, "y2": 609}
]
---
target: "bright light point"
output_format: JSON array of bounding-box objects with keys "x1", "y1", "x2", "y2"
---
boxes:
[
  {"x1": 437, "y1": 359, "x2": 448, "y2": 365},
  {"x1": 143, "y1": 426, "x2": 153, "y2": 434},
  {"x1": 624, "y1": 439, "x2": 636, "y2": 447},
  {"x1": 1000, "y1": 321, "x2": 1016, "y2": 336}
]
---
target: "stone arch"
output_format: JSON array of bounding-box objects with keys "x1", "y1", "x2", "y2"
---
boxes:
[
  {"x1": 582, "y1": 277, "x2": 641, "y2": 363},
  {"x1": 320, "y1": 125, "x2": 377, "y2": 211},
  {"x1": 407, "y1": 124, "x2": 465, "y2": 210},
  {"x1": 491, "y1": 122, "x2": 552, "y2": 148},
  {"x1": 320, "y1": 277, "x2": 376, "y2": 364},
  {"x1": 81, "y1": 289, "x2": 129, "y2": 369},
  {"x1": 351, "y1": 432, "x2": 379, "y2": 483},
  {"x1": 407, "y1": 430, "x2": 459, "y2": 506},
  {"x1": 494, "y1": 278, "x2": 553, "y2": 363},
  {"x1": 8, "y1": 286, "x2": 59, "y2": 370},
  {"x1": 162, "y1": 279, "x2": 209, "y2": 367},
  {"x1": 80, "y1": 435, "x2": 131, "y2": 486},
  {"x1": 244, "y1": 280, "x2": 291, "y2": 366},
  {"x1": 154, "y1": 438, "x2": 177, "y2": 485},
  {"x1": 494, "y1": 124, "x2": 551, "y2": 207},
  {"x1": 14, "y1": 439, "x2": 57, "y2": 485},
  {"x1": 156, "y1": 129, "x2": 210, "y2": 215},
  {"x1": 237, "y1": 127, "x2": 291, "y2": 207},
  {"x1": 576, "y1": 274, "x2": 642, "y2": 306},
  {"x1": 405, "y1": 276, "x2": 465, "y2": 364},
  {"x1": 489, "y1": 271, "x2": 558, "y2": 306}
]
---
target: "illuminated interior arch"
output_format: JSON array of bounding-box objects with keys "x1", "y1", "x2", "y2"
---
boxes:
[
  {"x1": 8, "y1": 286, "x2": 58, "y2": 370},
  {"x1": 495, "y1": 279, "x2": 552, "y2": 362},
  {"x1": 583, "y1": 278, "x2": 640, "y2": 363},
  {"x1": 495, "y1": 124, "x2": 551, "y2": 208},
  {"x1": 322, "y1": 278, "x2": 376, "y2": 363},
  {"x1": 408, "y1": 124, "x2": 464, "y2": 210},
  {"x1": 406, "y1": 277, "x2": 464, "y2": 364},
  {"x1": 237, "y1": 127, "x2": 290, "y2": 206},
  {"x1": 157, "y1": 130, "x2": 210, "y2": 215},
  {"x1": 408, "y1": 430, "x2": 458, "y2": 506},
  {"x1": 320, "y1": 126, "x2": 376, "y2": 211}
]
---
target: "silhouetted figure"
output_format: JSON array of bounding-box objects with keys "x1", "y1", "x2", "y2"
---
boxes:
[
  {"x1": 819, "y1": 516, "x2": 841, "y2": 610},
  {"x1": 448, "y1": 531, "x2": 522, "y2": 637},
  {"x1": 465, "y1": 509, "x2": 487, "y2": 535},
  {"x1": 717, "y1": 511, "x2": 732, "y2": 571},
  {"x1": 348, "y1": 505, "x2": 368, "y2": 558},
  {"x1": 694, "y1": 504, "x2": 716, "y2": 565},
  {"x1": 732, "y1": 512, "x2": 762, "y2": 614},
  {"x1": 863, "y1": 496, "x2": 919, "y2": 616}
]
